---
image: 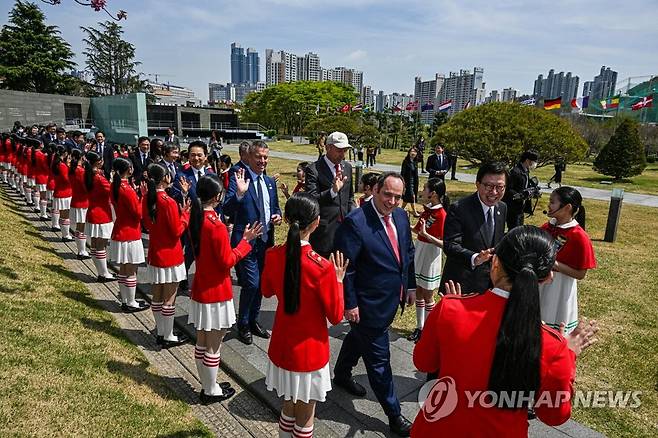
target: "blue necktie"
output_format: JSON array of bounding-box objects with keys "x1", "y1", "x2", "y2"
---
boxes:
[{"x1": 256, "y1": 175, "x2": 267, "y2": 242}]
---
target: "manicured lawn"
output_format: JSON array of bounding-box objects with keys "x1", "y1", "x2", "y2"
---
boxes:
[
  {"x1": 0, "y1": 191, "x2": 211, "y2": 437},
  {"x1": 266, "y1": 140, "x2": 658, "y2": 196},
  {"x1": 262, "y1": 153, "x2": 658, "y2": 438}
]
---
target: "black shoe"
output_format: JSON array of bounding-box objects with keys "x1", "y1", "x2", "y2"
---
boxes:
[
  {"x1": 237, "y1": 325, "x2": 253, "y2": 345},
  {"x1": 156, "y1": 335, "x2": 164, "y2": 345},
  {"x1": 121, "y1": 301, "x2": 150, "y2": 313},
  {"x1": 160, "y1": 333, "x2": 190, "y2": 349},
  {"x1": 77, "y1": 253, "x2": 91, "y2": 260},
  {"x1": 200, "y1": 386, "x2": 236, "y2": 405},
  {"x1": 200, "y1": 383, "x2": 232, "y2": 396},
  {"x1": 52, "y1": 227, "x2": 61, "y2": 232},
  {"x1": 250, "y1": 321, "x2": 270, "y2": 339},
  {"x1": 407, "y1": 328, "x2": 422, "y2": 343},
  {"x1": 178, "y1": 279, "x2": 189, "y2": 292},
  {"x1": 62, "y1": 236, "x2": 74, "y2": 242},
  {"x1": 97, "y1": 275, "x2": 116, "y2": 283},
  {"x1": 389, "y1": 415, "x2": 412, "y2": 437},
  {"x1": 333, "y1": 377, "x2": 366, "y2": 397}
]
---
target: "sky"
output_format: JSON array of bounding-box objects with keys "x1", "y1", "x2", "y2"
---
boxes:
[{"x1": 2, "y1": 0, "x2": 657, "y2": 101}]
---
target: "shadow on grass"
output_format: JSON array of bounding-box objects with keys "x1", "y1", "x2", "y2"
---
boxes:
[
  {"x1": 106, "y1": 358, "x2": 199, "y2": 404},
  {"x1": 0, "y1": 263, "x2": 19, "y2": 280},
  {"x1": 0, "y1": 283, "x2": 18, "y2": 294},
  {"x1": 155, "y1": 429, "x2": 212, "y2": 438},
  {"x1": 62, "y1": 289, "x2": 119, "y2": 313},
  {"x1": 81, "y1": 316, "x2": 162, "y2": 352},
  {"x1": 43, "y1": 262, "x2": 98, "y2": 284}
]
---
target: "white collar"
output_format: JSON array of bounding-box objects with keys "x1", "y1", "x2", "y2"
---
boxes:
[
  {"x1": 363, "y1": 194, "x2": 373, "y2": 202},
  {"x1": 370, "y1": 198, "x2": 387, "y2": 219},
  {"x1": 324, "y1": 155, "x2": 340, "y2": 171},
  {"x1": 301, "y1": 240, "x2": 310, "y2": 246},
  {"x1": 426, "y1": 203, "x2": 443, "y2": 210},
  {"x1": 549, "y1": 218, "x2": 579, "y2": 229},
  {"x1": 477, "y1": 193, "x2": 495, "y2": 216},
  {"x1": 491, "y1": 288, "x2": 510, "y2": 299}
]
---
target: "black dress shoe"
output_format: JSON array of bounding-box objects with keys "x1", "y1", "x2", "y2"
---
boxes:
[
  {"x1": 407, "y1": 328, "x2": 422, "y2": 343},
  {"x1": 121, "y1": 301, "x2": 150, "y2": 313},
  {"x1": 200, "y1": 383, "x2": 232, "y2": 396},
  {"x1": 389, "y1": 415, "x2": 412, "y2": 437},
  {"x1": 200, "y1": 386, "x2": 236, "y2": 405},
  {"x1": 249, "y1": 321, "x2": 270, "y2": 339},
  {"x1": 333, "y1": 377, "x2": 367, "y2": 397},
  {"x1": 52, "y1": 227, "x2": 61, "y2": 232},
  {"x1": 237, "y1": 325, "x2": 252, "y2": 345},
  {"x1": 178, "y1": 279, "x2": 189, "y2": 292},
  {"x1": 97, "y1": 275, "x2": 116, "y2": 283},
  {"x1": 77, "y1": 253, "x2": 91, "y2": 260},
  {"x1": 160, "y1": 333, "x2": 190, "y2": 349},
  {"x1": 156, "y1": 335, "x2": 164, "y2": 345}
]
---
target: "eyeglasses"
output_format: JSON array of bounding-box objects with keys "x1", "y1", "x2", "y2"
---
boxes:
[{"x1": 481, "y1": 183, "x2": 506, "y2": 192}]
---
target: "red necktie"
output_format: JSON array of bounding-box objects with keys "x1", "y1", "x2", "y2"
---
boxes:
[{"x1": 383, "y1": 215, "x2": 400, "y2": 264}]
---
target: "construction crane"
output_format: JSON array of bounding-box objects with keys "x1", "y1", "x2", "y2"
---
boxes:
[{"x1": 146, "y1": 73, "x2": 175, "y2": 84}]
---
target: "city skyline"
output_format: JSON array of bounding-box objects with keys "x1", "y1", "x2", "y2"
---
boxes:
[{"x1": 2, "y1": 0, "x2": 656, "y2": 102}]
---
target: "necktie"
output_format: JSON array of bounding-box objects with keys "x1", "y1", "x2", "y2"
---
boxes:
[
  {"x1": 335, "y1": 163, "x2": 343, "y2": 220},
  {"x1": 169, "y1": 163, "x2": 175, "y2": 179},
  {"x1": 256, "y1": 175, "x2": 267, "y2": 242},
  {"x1": 383, "y1": 215, "x2": 400, "y2": 264},
  {"x1": 439, "y1": 154, "x2": 442, "y2": 168},
  {"x1": 197, "y1": 170, "x2": 202, "y2": 181},
  {"x1": 142, "y1": 153, "x2": 146, "y2": 165},
  {"x1": 485, "y1": 207, "x2": 494, "y2": 246}
]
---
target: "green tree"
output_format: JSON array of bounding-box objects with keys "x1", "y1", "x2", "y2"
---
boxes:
[
  {"x1": 0, "y1": 0, "x2": 75, "y2": 93},
  {"x1": 430, "y1": 111, "x2": 449, "y2": 136},
  {"x1": 242, "y1": 81, "x2": 357, "y2": 135},
  {"x1": 305, "y1": 113, "x2": 380, "y2": 146},
  {"x1": 433, "y1": 102, "x2": 588, "y2": 166},
  {"x1": 81, "y1": 21, "x2": 147, "y2": 95},
  {"x1": 594, "y1": 118, "x2": 647, "y2": 180}
]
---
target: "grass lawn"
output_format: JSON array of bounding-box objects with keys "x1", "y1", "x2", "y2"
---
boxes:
[
  {"x1": 262, "y1": 153, "x2": 658, "y2": 438},
  {"x1": 0, "y1": 192, "x2": 211, "y2": 436},
  {"x1": 266, "y1": 140, "x2": 658, "y2": 196}
]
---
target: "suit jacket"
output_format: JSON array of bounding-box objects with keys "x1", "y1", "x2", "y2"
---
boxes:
[
  {"x1": 162, "y1": 159, "x2": 183, "y2": 198},
  {"x1": 503, "y1": 162, "x2": 530, "y2": 215},
  {"x1": 305, "y1": 158, "x2": 356, "y2": 257},
  {"x1": 98, "y1": 142, "x2": 117, "y2": 180},
  {"x1": 65, "y1": 139, "x2": 81, "y2": 151},
  {"x1": 41, "y1": 133, "x2": 57, "y2": 146},
  {"x1": 441, "y1": 193, "x2": 507, "y2": 294},
  {"x1": 426, "y1": 153, "x2": 451, "y2": 180},
  {"x1": 130, "y1": 151, "x2": 153, "y2": 184},
  {"x1": 164, "y1": 135, "x2": 180, "y2": 147},
  {"x1": 334, "y1": 201, "x2": 416, "y2": 329},
  {"x1": 223, "y1": 166, "x2": 281, "y2": 247}
]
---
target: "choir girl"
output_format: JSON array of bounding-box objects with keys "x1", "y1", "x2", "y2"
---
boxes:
[
  {"x1": 51, "y1": 145, "x2": 73, "y2": 241},
  {"x1": 69, "y1": 149, "x2": 90, "y2": 259}
]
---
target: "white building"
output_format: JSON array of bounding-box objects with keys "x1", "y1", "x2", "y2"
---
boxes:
[
  {"x1": 437, "y1": 67, "x2": 485, "y2": 115},
  {"x1": 149, "y1": 81, "x2": 199, "y2": 106}
]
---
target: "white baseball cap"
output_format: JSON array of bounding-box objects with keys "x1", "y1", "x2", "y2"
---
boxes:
[{"x1": 326, "y1": 131, "x2": 351, "y2": 149}]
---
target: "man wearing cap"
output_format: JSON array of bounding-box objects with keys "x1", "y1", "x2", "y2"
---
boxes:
[{"x1": 305, "y1": 131, "x2": 356, "y2": 258}]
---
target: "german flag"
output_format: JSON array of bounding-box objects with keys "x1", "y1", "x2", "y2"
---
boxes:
[{"x1": 544, "y1": 97, "x2": 562, "y2": 110}]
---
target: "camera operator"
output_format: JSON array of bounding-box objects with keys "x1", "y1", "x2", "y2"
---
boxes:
[{"x1": 503, "y1": 150, "x2": 539, "y2": 230}]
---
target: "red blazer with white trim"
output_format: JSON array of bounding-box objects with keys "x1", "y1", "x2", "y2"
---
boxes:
[
  {"x1": 142, "y1": 191, "x2": 189, "y2": 268},
  {"x1": 86, "y1": 172, "x2": 112, "y2": 224},
  {"x1": 110, "y1": 179, "x2": 142, "y2": 242}
]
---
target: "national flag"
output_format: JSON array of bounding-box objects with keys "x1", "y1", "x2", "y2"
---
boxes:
[
  {"x1": 520, "y1": 98, "x2": 536, "y2": 106},
  {"x1": 339, "y1": 104, "x2": 351, "y2": 113},
  {"x1": 601, "y1": 96, "x2": 620, "y2": 110},
  {"x1": 421, "y1": 102, "x2": 434, "y2": 111},
  {"x1": 392, "y1": 103, "x2": 402, "y2": 112},
  {"x1": 632, "y1": 95, "x2": 653, "y2": 111},
  {"x1": 463, "y1": 101, "x2": 471, "y2": 110},
  {"x1": 570, "y1": 96, "x2": 589, "y2": 109},
  {"x1": 438, "y1": 99, "x2": 452, "y2": 111},
  {"x1": 544, "y1": 97, "x2": 561, "y2": 110},
  {"x1": 352, "y1": 103, "x2": 363, "y2": 111},
  {"x1": 405, "y1": 101, "x2": 418, "y2": 111}
]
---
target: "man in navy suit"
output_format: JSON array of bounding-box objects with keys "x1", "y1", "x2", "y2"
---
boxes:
[
  {"x1": 223, "y1": 140, "x2": 282, "y2": 345},
  {"x1": 425, "y1": 143, "x2": 451, "y2": 180},
  {"x1": 333, "y1": 172, "x2": 416, "y2": 437},
  {"x1": 130, "y1": 136, "x2": 152, "y2": 184}
]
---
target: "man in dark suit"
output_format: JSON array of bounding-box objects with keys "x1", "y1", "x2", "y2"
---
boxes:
[
  {"x1": 161, "y1": 143, "x2": 182, "y2": 198},
  {"x1": 94, "y1": 130, "x2": 116, "y2": 179},
  {"x1": 441, "y1": 162, "x2": 508, "y2": 295},
  {"x1": 425, "y1": 143, "x2": 451, "y2": 180},
  {"x1": 130, "y1": 136, "x2": 152, "y2": 184},
  {"x1": 333, "y1": 172, "x2": 416, "y2": 437},
  {"x1": 164, "y1": 127, "x2": 180, "y2": 147},
  {"x1": 41, "y1": 123, "x2": 57, "y2": 145},
  {"x1": 503, "y1": 150, "x2": 538, "y2": 230},
  {"x1": 65, "y1": 130, "x2": 84, "y2": 151},
  {"x1": 223, "y1": 140, "x2": 282, "y2": 345},
  {"x1": 305, "y1": 131, "x2": 356, "y2": 258}
]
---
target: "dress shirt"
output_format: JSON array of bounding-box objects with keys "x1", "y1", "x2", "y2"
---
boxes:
[
  {"x1": 192, "y1": 166, "x2": 206, "y2": 182},
  {"x1": 470, "y1": 193, "x2": 497, "y2": 269},
  {"x1": 241, "y1": 165, "x2": 271, "y2": 230},
  {"x1": 370, "y1": 199, "x2": 398, "y2": 241}
]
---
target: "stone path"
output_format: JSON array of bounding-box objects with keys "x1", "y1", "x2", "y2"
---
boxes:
[
  {"x1": 223, "y1": 144, "x2": 658, "y2": 208},
  {"x1": 5, "y1": 186, "x2": 606, "y2": 437}
]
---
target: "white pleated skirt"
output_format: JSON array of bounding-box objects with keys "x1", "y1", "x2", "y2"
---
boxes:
[
  {"x1": 36, "y1": 183, "x2": 47, "y2": 192},
  {"x1": 148, "y1": 262, "x2": 186, "y2": 284},
  {"x1": 28, "y1": 178, "x2": 35, "y2": 186},
  {"x1": 70, "y1": 207, "x2": 88, "y2": 224},
  {"x1": 53, "y1": 196, "x2": 71, "y2": 210},
  {"x1": 21, "y1": 174, "x2": 27, "y2": 182},
  {"x1": 188, "y1": 299, "x2": 236, "y2": 331},
  {"x1": 414, "y1": 240, "x2": 443, "y2": 290},
  {"x1": 109, "y1": 239, "x2": 145, "y2": 264},
  {"x1": 265, "y1": 361, "x2": 332, "y2": 403},
  {"x1": 85, "y1": 222, "x2": 113, "y2": 239}
]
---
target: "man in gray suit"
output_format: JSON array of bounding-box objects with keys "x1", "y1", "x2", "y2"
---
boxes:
[
  {"x1": 164, "y1": 127, "x2": 180, "y2": 147},
  {"x1": 305, "y1": 131, "x2": 356, "y2": 258}
]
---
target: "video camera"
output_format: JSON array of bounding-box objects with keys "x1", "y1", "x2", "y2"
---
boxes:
[{"x1": 513, "y1": 176, "x2": 541, "y2": 201}]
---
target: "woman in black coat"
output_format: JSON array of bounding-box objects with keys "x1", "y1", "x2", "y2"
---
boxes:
[{"x1": 401, "y1": 147, "x2": 420, "y2": 217}]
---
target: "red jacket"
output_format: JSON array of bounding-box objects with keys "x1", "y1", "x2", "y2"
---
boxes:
[
  {"x1": 142, "y1": 190, "x2": 189, "y2": 268},
  {"x1": 46, "y1": 155, "x2": 56, "y2": 191},
  {"x1": 191, "y1": 211, "x2": 251, "y2": 303},
  {"x1": 53, "y1": 162, "x2": 72, "y2": 198},
  {"x1": 411, "y1": 289, "x2": 576, "y2": 437},
  {"x1": 26, "y1": 148, "x2": 34, "y2": 178},
  {"x1": 261, "y1": 244, "x2": 344, "y2": 372},
  {"x1": 34, "y1": 150, "x2": 49, "y2": 185},
  {"x1": 86, "y1": 172, "x2": 112, "y2": 224},
  {"x1": 111, "y1": 179, "x2": 142, "y2": 241},
  {"x1": 70, "y1": 166, "x2": 89, "y2": 209}
]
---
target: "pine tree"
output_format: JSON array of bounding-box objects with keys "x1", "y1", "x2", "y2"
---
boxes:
[
  {"x1": 594, "y1": 118, "x2": 647, "y2": 180},
  {"x1": 81, "y1": 21, "x2": 147, "y2": 95},
  {"x1": 0, "y1": 0, "x2": 75, "y2": 93}
]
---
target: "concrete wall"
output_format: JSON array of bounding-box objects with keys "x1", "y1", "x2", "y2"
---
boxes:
[{"x1": 0, "y1": 89, "x2": 91, "y2": 131}]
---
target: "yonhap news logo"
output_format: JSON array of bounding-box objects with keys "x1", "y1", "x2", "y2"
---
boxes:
[{"x1": 418, "y1": 378, "x2": 642, "y2": 420}]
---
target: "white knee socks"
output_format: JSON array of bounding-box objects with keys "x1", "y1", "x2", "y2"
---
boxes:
[
  {"x1": 124, "y1": 275, "x2": 138, "y2": 307},
  {"x1": 161, "y1": 304, "x2": 178, "y2": 341},
  {"x1": 151, "y1": 301, "x2": 163, "y2": 336},
  {"x1": 51, "y1": 209, "x2": 60, "y2": 229},
  {"x1": 60, "y1": 218, "x2": 71, "y2": 240},
  {"x1": 202, "y1": 352, "x2": 222, "y2": 396},
  {"x1": 424, "y1": 301, "x2": 435, "y2": 327},
  {"x1": 25, "y1": 187, "x2": 32, "y2": 204},
  {"x1": 91, "y1": 249, "x2": 112, "y2": 279},
  {"x1": 416, "y1": 299, "x2": 425, "y2": 329},
  {"x1": 292, "y1": 424, "x2": 314, "y2": 438},
  {"x1": 75, "y1": 231, "x2": 89, "y2": 256},
  {"x1": 278, "y1": 413, "x2": 295, "y2": 438}
]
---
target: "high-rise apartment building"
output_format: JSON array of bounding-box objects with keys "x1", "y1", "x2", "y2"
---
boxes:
[
  {"x1": 583, "y1": 66, "x2": 617, "y2": 100},
  {"x1": 486, "y1": 90, "x2": 500, "y2": 103},
  {"x1": 296, "y1": 52, "x2": 322, "y2": 82},
  {"x1": 246, "y1": 48, "x2": 260, "y2": 85},
  {"x1": 375, "y1": 90, "x2": 388, "y2": 112},
  {"x1": 322, "y1": 67, "x2": 363, "y2": 92},
  {"x1": 361, "y1": 85, "x2": 374, "y2": 107},
  {"x1": 533, "y1": 69, "x2": 579, "y2": 103},
  {"x1": 501, "y1": 87, "x2": 518, "y2": 102},
  {"x1": 437, "y1": 68, "x2": 485, "y2": 115},
  {"x1": 231, "y1": 43, "x2": 259, "y2": 85},
  {"x1": 265, "y1": 49, "x2": 298, "y2": 86},
  {"x1": 414, "y1": 74, "x2": 445, "y2": 123}
]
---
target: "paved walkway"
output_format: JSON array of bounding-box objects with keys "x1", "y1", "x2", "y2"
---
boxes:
[
  {"x1": 223, "y1": 144, "x2": 658, "y2": 208},
  {"x1": 6, "y1": 187, "x2": 606, "y2": 437}
]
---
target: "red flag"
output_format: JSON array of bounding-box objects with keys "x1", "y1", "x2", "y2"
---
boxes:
[
  {"x1": 632, "y1": 95, "x2": 653, "y2": 111},
  {"x1": 392, "y1": 103, "x2": 402, "y2": 112},
  {"x1": 340, "y1": 104, "x2": 351, "y2": 113}
]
